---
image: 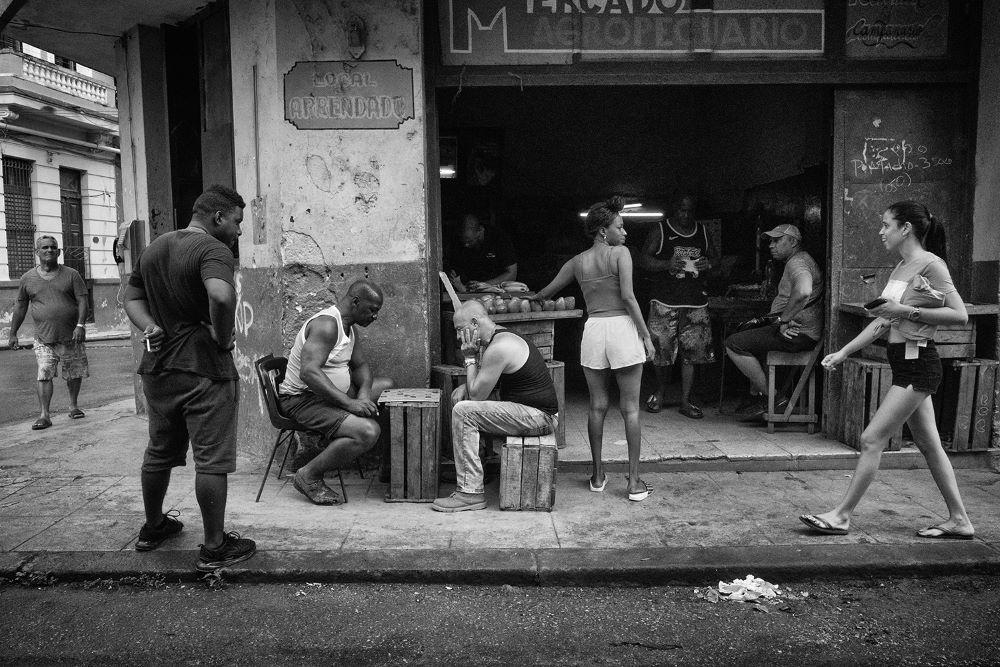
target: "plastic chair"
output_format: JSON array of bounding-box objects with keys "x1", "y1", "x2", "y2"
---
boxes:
[{"x1": 254, "y1": 354, "x2": 353, "y2": 503}]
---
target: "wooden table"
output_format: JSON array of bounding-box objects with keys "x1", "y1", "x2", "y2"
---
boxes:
[
  {"x1": 708, "y1": 297, "x2": 771, "y2": 410},
  {"x1": 442, "y1": 309, "x2": 584, "y2": 364}
]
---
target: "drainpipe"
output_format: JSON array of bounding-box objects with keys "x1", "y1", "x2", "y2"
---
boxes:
[{"x1": 3, "y1": 123, "x2": 120, "y2": 153}]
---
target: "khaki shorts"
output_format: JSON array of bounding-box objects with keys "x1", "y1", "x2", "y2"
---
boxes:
[
  {"x1": 33, "y1": 340, "x2": 89, "y2": 381},
  {"x1": 580, "y1": 315, "x2": 646, "y2": 370}
]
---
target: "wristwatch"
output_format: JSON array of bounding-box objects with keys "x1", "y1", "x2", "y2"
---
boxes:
[{"x1": 907, "y1": 307, "x2": 921, "y2": 321}]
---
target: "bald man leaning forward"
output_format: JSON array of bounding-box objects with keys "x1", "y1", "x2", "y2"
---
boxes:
[
  {"x1": 433, "y1": 300, "x2": 559, "y2": 512},
  {"x1": 278, "y1": 279, "x2": 394, "y2": 505}
]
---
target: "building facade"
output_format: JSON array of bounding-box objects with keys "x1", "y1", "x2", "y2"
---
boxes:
[
  {"x1": 0, "y1": 36, "x2": 122, "y2": 342},
  {"x1": 7, "y1": 0, "x2": 998, "y2": 456}
]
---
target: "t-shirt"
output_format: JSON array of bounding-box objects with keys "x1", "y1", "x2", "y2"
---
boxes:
[
  {"x1": 16, "y1": 265, "x2": 88, "y2": 344},
  {"x1": 644, "y1": 219, "x2": 710, "y2": 308},
  {"x1": 771, "y1": 250, "x2": 823, "y2": 342},
  {"x1": 448, "y1": 226, "x2": 517, "y2": 282},
  {"x1": 128, "y1": 229, "x2": 238, "y2": 380},
  {"x1": 880, "y1": 252, "x2": 955, "y2": 342},
  {"x1": 280, "y1": 304, "x2": 356, "y2": 396}
]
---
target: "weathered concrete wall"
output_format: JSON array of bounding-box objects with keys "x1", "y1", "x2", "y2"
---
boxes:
[
  {"x1": 973, "y1": 6, "x2": 1000, "y2": 309},
  {"x1": 229, "y1": 0, "x2": 431, "y2": 460}
]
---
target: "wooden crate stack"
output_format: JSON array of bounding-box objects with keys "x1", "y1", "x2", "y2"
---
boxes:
[
  {"x1": 499, "y1": 434, "x2": 558, "y2": 512},
  {"x1": 862, "y1": 320, "x2": 976, "y2": 362},
  {"x1": 379, "y1": 388, "x2": 441, "y2": 502},
  {"x1": 937, "y1": 359, "x2": 998, "y2": 451},
  {"x1": 838, "y1": 358, "x2": 903, "y2": 451}
]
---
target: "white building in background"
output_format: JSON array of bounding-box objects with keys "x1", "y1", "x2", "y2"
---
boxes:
[{"x1": 0, "y1": 35, "x2": 121, "y2": 337}]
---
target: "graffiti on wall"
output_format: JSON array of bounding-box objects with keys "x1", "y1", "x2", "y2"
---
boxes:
[{"x1": 232, "y1": 271, "x2": 265, "y2": 415}]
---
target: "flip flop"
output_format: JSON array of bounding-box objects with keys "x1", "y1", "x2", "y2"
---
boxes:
[
  {"x1": 31, "y1": 418, "x2": 52, "y2": 430},
  {"x1": 644, "y1": 394, "x2": 662, "y2": 414},
  {"x1": 916, "y1": 525, "x2": 974, "y2": 540},
  {"x1": 68, "y1": 408, "x2": 85, "y2": 419},
  {"x1": 799, "y1": 514, "x2": 849, "y2": 535},
  {"x1": 627, "y1": 480, "x2": 653, "y2": 502},
  {"x1": 679, "y1": 404, "x2": 704, "y2": 419},
  {"x1": 589, "y1": 474, "x2": 608, "y2": 493}
]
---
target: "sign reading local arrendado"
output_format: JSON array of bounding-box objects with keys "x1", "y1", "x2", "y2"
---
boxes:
[{"x1": 284, "y1": 60, "x2": 414, "y2": 130}]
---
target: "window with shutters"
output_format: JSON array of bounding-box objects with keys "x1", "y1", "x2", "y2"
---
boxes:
[{"x1": 3, "y1": 156, "x2": 36, "y2": 278}]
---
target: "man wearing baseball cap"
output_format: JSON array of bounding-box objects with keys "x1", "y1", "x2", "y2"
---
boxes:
[{"x1": 724, "y1": 223, "x2": 823, "y2": 421}]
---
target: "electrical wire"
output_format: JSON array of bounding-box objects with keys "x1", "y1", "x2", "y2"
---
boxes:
[{"x1": 8, "y1": 19, "x2": 120, "y2": 39}]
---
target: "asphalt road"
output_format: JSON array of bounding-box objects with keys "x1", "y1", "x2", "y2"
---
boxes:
[
  {"x1": 2, "y1": 575, "x2": 999, "y2": 665},
  {"x1": 0, "y1": 340, "x2": 137, "y2": 426}
]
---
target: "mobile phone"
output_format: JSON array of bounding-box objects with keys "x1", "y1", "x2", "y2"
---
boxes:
[{"x1": 863, "y1": 297, "x2": 887, "y2": 310}]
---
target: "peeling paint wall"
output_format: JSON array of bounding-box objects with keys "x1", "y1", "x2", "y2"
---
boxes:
[{"x1": 229, "y1": 0, "x2": 432, "y2": 459}]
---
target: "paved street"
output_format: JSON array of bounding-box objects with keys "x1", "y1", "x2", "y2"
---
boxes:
[
  {"x1": 0, "y1": 340, "x2": 137, "y2": 427},
  {"x1": 2, "y1": 576, "x2": 999, "y2": 665}
]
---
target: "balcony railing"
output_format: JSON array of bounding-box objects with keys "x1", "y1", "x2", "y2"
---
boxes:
[{"x1": 21, "y1": 58, "x2": 109, "y2": 106}]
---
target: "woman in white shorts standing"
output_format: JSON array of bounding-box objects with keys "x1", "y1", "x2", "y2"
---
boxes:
[{"x1": 534, "y1": 196, "x2": 655, "y2": 500}]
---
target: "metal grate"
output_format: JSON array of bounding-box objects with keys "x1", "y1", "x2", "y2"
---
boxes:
[{"x1": 2, "y1": 156, "x2": 35, "y2": 277}]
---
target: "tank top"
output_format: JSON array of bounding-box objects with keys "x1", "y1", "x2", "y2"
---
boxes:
[
  {"x1": 493, "y1": 330, "x2": 559, "y2": 415},
  {"x1": 279, "y1": 305, "x2": 355, "y2": 395},
  {"x1": 574, "y1": 244, "x2": 627, "y2": 317}
]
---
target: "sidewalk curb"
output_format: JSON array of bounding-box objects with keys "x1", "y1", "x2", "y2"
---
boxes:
[{"x1": 5, "y1": 544, "x2": 1000, "y2": 586}]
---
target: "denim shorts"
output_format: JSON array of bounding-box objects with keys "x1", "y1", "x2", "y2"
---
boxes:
[{"x1": 886, "y1": 341, "x2": 942, "y2": 394}]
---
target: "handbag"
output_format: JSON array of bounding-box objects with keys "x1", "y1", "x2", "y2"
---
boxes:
[{"x1": 734, "y1": 291, "x2": 824, "y2": 333}]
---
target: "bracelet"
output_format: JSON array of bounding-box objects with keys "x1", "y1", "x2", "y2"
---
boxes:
[
  {"x1": 907, "y1": 307, "x2": 921, "y2": 322},
  {"x1": 75, "y1": 324, "x2": 85, "y2": 329},
  {"x1": 463, "y1": 357, "x2": 477, "y2": 367}
]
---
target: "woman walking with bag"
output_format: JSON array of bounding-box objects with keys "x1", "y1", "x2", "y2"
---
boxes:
[
  {"x1": 800, "y1": 201, "x2": 974, "y2": 539},
  {"x1": 533, "y1": 196, "x2": 655, "y2": 501}
]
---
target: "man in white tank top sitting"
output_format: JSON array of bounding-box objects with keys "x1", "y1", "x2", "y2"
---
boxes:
[
  {"x1": 432, "y1": 300, "x2": 559, "y2": 512},
  {"x1": 278, "y1": 280, "x2": 394, "y2": 505}
]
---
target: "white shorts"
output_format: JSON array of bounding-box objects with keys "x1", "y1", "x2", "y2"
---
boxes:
[{"x1": 580, "y1": 315, "x2": 646, "y2": 370}]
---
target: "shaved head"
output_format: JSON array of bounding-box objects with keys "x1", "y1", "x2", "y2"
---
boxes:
[
  {"x1": 347, "y1": 279, "x2": 383, "y2": 304},
  {"x1": 454, "y1": 300, "x2": 488, "y2": 330}
]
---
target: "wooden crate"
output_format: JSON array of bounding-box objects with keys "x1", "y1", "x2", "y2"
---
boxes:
[
  {"x1": 937, "y1": 359, "x2": 998, "y2": 452},
  {"x1": 432, "y1": 361, "x2": 566, "y2": 450},
  {"x1": 499, "y1": 433, "x2": 558, "y2": 512},
  {"x1": 378, "y1": 388, "x2": 441, "y2": 502},
  {"x1": 862, "y1": 320, "x2": 976, "y2": 362},
  {"x1": 839, "y1": 358, "x2": 903, "y2": 451}
]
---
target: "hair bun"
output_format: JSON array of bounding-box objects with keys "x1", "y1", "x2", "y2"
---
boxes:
[{"x1": 605, "y1": 195, "x2": 625, "y2": 213}]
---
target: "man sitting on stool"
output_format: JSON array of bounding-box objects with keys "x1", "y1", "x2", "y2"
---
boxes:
[
  {"x1": 724, "y1": 224, "x2": 823, "y2": 421},
  {"x1": 278, "y1": 279, "x2": 394, "y2": 504},
  {"x1": 433, "y1": 300, "x2": 558, "y2": 512}
]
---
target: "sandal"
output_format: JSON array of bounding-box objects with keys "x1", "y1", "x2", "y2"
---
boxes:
[
  {"x1": 679, "y1": 403, "x2": 703, "y2": 419},
  {"x1": 627, "y1": 479, "x2": 653, "y2": 502},
  {"x1": 69, "y1": 408, "x2": 85, "y2": 419},
  {"x1": 644, "y1": 394, "x2": 662, "y2": 414},
  {"x1": 31, "y1": 417, "x2": 52, "y2": 430}
]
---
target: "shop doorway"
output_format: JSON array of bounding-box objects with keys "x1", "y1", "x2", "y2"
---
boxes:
[{"x1": 435, "y1": 84, "x2": 832, "y2": 455}]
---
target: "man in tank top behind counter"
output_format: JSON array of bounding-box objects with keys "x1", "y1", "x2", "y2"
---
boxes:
[
  {"x1": 432, "y1": 299, "x2": 559, "y2": 512},
  {"x1": 278, "y1": 279, "x2": 394, "y2": 505},
  {"x1": 640, "y1": 194, "x2": 716, "y2": 419}
]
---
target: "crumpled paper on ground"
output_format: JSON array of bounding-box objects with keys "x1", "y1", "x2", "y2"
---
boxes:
[{"x1": 717, "y1": 574, "x2": 781, "y2": 602}]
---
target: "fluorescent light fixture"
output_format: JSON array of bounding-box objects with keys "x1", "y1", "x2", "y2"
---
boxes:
[
  {"x1": 578, "y1": 207, "x2": 664, "y2": 219},
  {"x1": 623, "y1": 202, "x2": 642, "y2": 209},
  {"x1": 439, "y1": 167, "x2": 456, "y2": 178}
]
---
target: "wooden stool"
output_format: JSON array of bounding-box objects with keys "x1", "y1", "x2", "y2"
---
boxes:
[
  {"x1": 765, "y1": 340, "x2": 823, "y2": 434},
  {"x1": 378, "y1": 388, "x2": 441, "y2": 502},
  {"x1": 499, "y1": 433, "x2": 557, "y2": 512},
  {"x1": 432, "y1": 361, "x2": 566, "y2": 450}
]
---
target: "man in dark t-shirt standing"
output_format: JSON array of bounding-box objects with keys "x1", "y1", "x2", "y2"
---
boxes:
[
  {"x1": 432, "y1": 300, "x2": 558, "y2": 513},
  {"x1": 123, "y1": 184, "x2": 256, "y2": 572},
  {"x1": 8, "y1": 235, "x2": 90, "y2": 430}
]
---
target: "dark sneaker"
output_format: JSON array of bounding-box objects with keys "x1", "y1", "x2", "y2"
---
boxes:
[
  {"x1": 736, "y1": 395, "x2": 767, "y2": 422},
  {"x1": 196, "y1": 531, "x2": 257, "y2": 572},
  {"x1": 135, "y1": 510, "x2": 183, "y2": 552}
]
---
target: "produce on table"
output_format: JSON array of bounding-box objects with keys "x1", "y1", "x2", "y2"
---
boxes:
[
  {"x1": 542, "y1": 300, "x2": 556, "y2": 311},
  {"x1": 508, "y1": 297, "x2": 522, "y2": 313},
  {"x1": 555, "y1": 297, "x2": 566, "y2": 311},
  {"x1": 530, "y1": 300, "x2": 543, "y2": 312},
  {"x1": 565, "y1": 296, "x2": 576, "y2": 309}
]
